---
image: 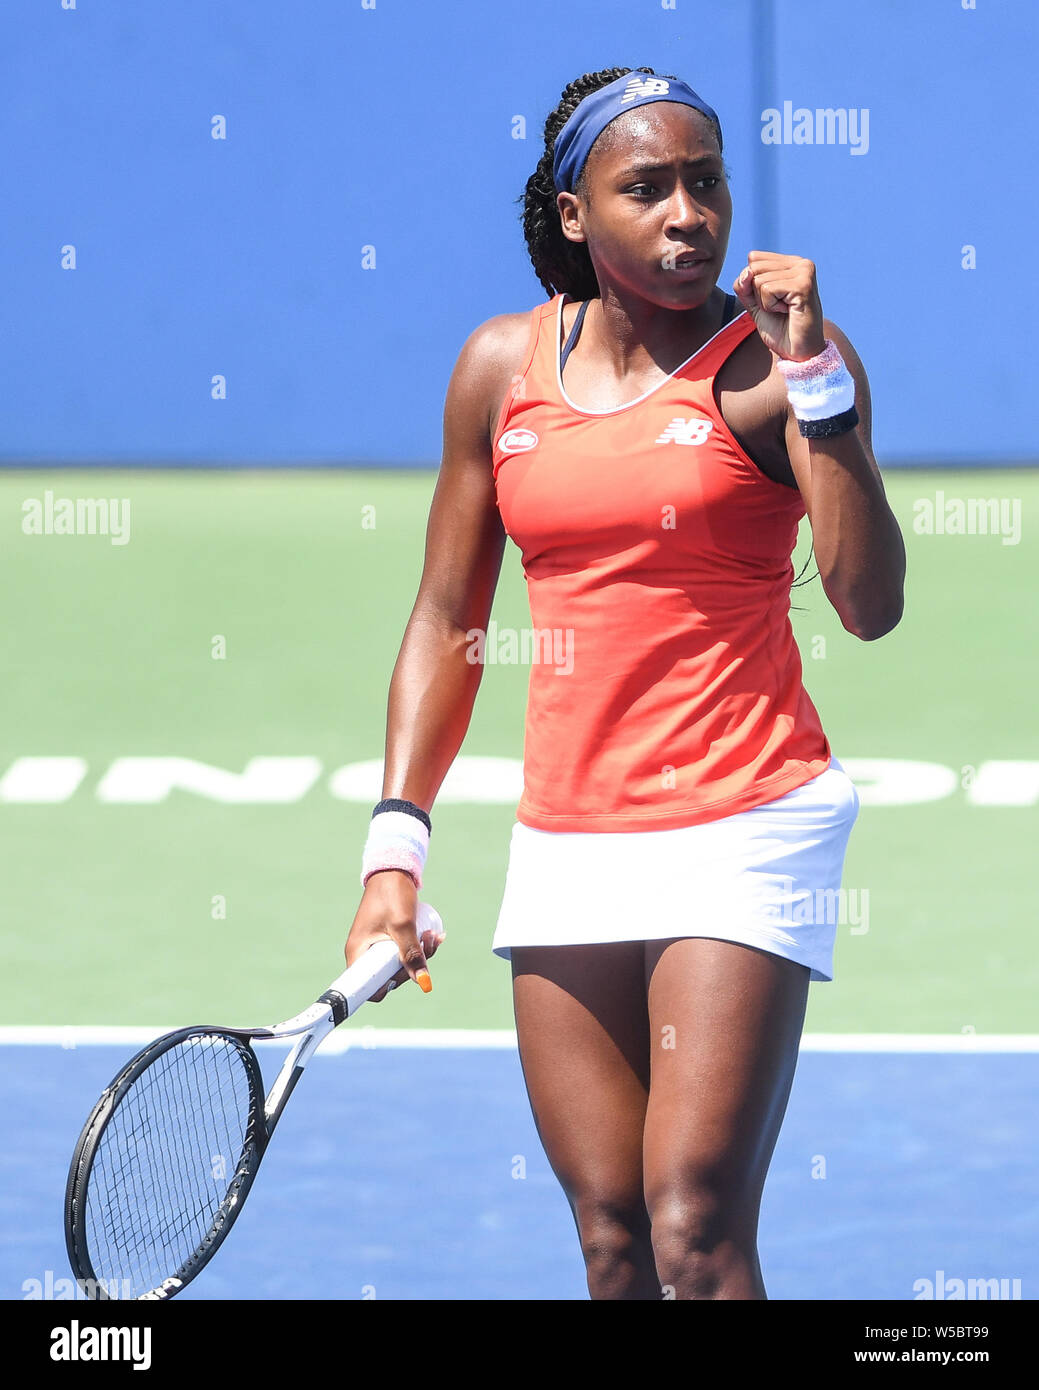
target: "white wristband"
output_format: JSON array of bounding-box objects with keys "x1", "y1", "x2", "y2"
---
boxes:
[
  {"x1": 775, "y1": 339, "x2": 856, "y2": 420},
  {"x1": 360, "y1": 810, "x2": 429, "y2": 889}
]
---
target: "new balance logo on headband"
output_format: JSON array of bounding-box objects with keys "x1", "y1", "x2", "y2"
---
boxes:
[
  {"x1": 553, "y1": 72, "x2": 721, "y2": 195},
  {"x1": 655, "y1": 417, "x2": 715, "y2": 446},
  {"x1": 622, "y1": 77, "x2": 671, "y2": 103}
]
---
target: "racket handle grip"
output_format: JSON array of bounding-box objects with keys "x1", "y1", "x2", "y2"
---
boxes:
[{"x1": 325, "y1": 902, "x2": 444, "y2": 1020}]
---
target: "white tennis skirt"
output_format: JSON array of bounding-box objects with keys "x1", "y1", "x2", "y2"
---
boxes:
[{"x1": 491, "y1": 757, "x2": 860, "y2": 982}]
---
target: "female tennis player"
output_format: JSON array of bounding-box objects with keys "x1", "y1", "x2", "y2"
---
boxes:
[{"x1": 345, "y1": 65, "x2": 905, "y2": 1300}]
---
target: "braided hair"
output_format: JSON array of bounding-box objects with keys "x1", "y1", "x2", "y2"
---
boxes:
[{"x1": 519, "y1": 66, "x2": 724, "y2": 300}]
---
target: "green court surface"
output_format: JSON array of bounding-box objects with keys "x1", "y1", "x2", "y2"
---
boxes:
[{"x1": 1, "y1": 469, "x2": 1035, "y2": 1033}]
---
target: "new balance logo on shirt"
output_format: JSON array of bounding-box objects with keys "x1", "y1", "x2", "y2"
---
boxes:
[{"x1": 654, "y1": 417, "x2": 715, "y2": 446}]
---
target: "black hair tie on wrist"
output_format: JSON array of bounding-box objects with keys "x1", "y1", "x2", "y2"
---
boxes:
[
  {"x1": 797, "y1": 404, "x2": 860, "y2": 439},
  {"x1": 372, "y1": 798, "x2": 432, "y2": 835}
]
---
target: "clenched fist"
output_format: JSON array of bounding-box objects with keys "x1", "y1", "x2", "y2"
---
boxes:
[{"x1": 733, "y1": 251, "x2": 827, "y2": 362}]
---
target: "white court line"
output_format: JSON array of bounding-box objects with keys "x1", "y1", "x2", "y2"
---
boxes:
[
  {"x1": 797, "y1": 1034, "x2": 1039, "y2": 1053},
  {"x1": 0, "y1": 1027, "x2": 1037, "y2": 1053}
]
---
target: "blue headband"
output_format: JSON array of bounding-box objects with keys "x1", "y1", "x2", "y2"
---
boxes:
[{"x1": 552, "y1": 72, "x2": 722, "y2": 195}]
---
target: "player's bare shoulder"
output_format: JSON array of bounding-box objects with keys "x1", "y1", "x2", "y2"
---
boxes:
[{"x1": 450, "y1": 311, "x2": 536, "y2": 445}]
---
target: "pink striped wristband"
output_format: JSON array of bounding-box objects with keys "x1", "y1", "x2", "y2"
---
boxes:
[
  {"x1": 360, "y1": 808, "x2": 430, "y2": 889},
  {"x1": 775, "y1": 339, "x2": 859, "y2": 439}
]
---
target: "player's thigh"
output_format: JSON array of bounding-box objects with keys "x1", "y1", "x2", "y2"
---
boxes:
[
  {"x1": 510, "y1": 942, "x2": 651, "y2": 1207},
  {"x1": 642, "y1": 937, "x2": 810, "y2": 1220}
]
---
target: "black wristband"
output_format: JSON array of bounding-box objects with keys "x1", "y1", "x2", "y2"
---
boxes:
[
  {"x1": 372, "y1": 798, "x2": 432, "y2": 835},
  {"x1": 797, "y1": 405, "x2": 860, "y2": 439}
]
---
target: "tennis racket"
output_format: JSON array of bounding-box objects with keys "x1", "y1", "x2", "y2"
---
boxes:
[{"x1": 63, "y1": 902, "x2": 444, "y2": 1301}]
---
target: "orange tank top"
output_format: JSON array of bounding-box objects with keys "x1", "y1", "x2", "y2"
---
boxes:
[{"x1": 491, "y1": 291, "x2": 831, "y2": 833}]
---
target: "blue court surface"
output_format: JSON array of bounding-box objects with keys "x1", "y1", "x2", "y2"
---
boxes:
[{"x1": 3, "y1": 1043, "x2": 1034, "y2": 1301}]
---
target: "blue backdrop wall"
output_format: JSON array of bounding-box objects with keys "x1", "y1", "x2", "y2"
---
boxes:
[{"x1": 2, "y1": 0, "x2": 1033, "y2": 467}]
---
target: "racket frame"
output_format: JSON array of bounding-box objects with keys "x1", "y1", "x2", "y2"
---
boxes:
[
  {"x1": 64, "y1": 1026, "x2": 269, "y2": 1301},
  {"x1": 64, "y1": 934, "x2": 412, "y2": 1301}
]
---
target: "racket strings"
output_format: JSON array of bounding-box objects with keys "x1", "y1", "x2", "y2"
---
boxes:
[{"x1": 82, "y1": 1034, "x2": 259, "y2": 1298}]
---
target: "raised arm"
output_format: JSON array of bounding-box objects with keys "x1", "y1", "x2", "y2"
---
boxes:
[
  {"x1": 733, "y1": 251, "x2": 906, "y2": 642},
  {"x1": 781, "y1": 318, "x2": 906, "y2": 641}
]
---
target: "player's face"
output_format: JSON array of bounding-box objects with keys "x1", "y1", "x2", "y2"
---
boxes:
[{"x1": 561, "y1": 106, "x2": 732, "y2": 308}]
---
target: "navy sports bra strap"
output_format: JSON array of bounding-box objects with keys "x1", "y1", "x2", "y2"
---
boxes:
[
  {"x1": 561, "y1": 292, "x2": 738, "y2": 375},
  {"x1": 559, "y1": 298, "x2": 590, "y2": 372}
]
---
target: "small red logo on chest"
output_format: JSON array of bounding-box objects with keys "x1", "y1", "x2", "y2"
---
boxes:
[{"x1": 499, "y1": 428, "x2": 539, "y2": 454}]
